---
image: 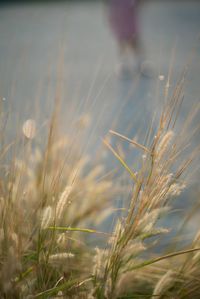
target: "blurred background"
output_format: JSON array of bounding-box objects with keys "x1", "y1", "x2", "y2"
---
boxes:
[
  {"x1": 0, "y1": 0, "x2": 200, "y2": 135},
  {"x1": 0, "y1": 0, "x2": 200, "y2": 239}
]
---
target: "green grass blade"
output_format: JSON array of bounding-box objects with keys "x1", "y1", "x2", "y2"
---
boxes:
[
  {"x1": 15, "y1": 266, "x2": 34, "y2": 283},
  {"x1": 34, "y1": 278, "x2": 79, "y2": 298},
  {"x1": 126, "y1": 247, "x2": 200, "y2": 271}
]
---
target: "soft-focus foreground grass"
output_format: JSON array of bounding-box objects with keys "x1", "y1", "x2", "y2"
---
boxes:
[{"x1": 0, "y1": 70, "x2": 200, "y2": 299}]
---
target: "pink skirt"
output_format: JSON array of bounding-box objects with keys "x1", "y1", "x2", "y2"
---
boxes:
[{"x1": 108, "y1": 0, "x2": 139, "y2": 42}]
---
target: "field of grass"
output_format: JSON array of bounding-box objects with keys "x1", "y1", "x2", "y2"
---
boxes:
[{"x1": 0, "y1": 62, "x2": 200, "y2": 299}]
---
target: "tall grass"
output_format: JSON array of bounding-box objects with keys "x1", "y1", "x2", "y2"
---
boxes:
[{"x1": 0, "y1": 71, "x2": 200, "y2": 299}]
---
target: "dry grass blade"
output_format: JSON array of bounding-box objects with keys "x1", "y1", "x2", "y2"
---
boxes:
[
  {"x1": 103, "y1": 138, "x2": 138, "y2": 182},
  {"x1": 109, "y1": 130, "x2": 150, "y2": 153}
]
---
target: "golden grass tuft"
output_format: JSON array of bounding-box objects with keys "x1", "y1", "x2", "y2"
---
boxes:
[{"x1": 0, "y1": 71, "x2": 200, "y2": 299}]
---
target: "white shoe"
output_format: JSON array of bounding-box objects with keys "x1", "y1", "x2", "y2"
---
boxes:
[{"x1": 140, "y1": 60, "x2": 157, "y2": 78}]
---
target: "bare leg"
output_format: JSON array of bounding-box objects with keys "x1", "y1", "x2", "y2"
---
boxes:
[
  {"x1": 118, "y1": 41, "x2": 127, "y2": 58},
  {"x1": 129, "y1": 37, "x2": 142, "y2": 57},
  {"x1": 116, "y1": 41, "x2": 132, "y2": 76},
  {"x1": 128, "y1": 37, "x2": 145, "y2": 71}
]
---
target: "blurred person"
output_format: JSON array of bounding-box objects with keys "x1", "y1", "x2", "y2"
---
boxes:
[{"x1": 107, "y1": 0, "x2": 144, "y2": 76}]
